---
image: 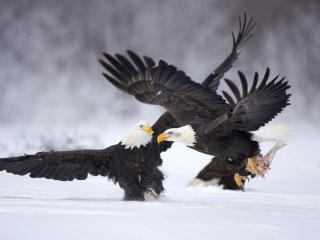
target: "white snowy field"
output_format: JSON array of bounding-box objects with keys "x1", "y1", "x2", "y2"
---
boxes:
[{"x1": 0, "y1": 123, "x2": 319, "y2": 240}]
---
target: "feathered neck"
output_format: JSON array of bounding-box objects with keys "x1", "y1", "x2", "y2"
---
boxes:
[
  {"x1": 166, "y1": 125, "x2": 196, "y2": 147},
  {"x1": 120, "y1": 127, "x2": 153, "y2": 150},
  {"x1": 177, "y1": 125, "x2": 196, "y2": 146}
]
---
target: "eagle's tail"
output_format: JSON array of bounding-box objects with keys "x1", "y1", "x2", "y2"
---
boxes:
[{"x1": 251, "y1": 122, "x2": 291, "y2": 142}]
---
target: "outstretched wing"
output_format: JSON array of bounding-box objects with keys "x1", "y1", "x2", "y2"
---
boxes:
[
  {"x1": 99, "y1": 13, "x2": 254, "y2": 130},
  {"x1": 100, "y1": 15, "x2": 254, "y2": 96},
  {"x1": 202, "y1": 13, "x2": 255, "y2": 92},
  {"x1": 0, "y1": 149, "x2": 111, "y2": 181},
  {"x1": 99, "y1": 51, "x2": 177, "y2": 150},
  {"x1": 206, "y1": 68, "x2": 290, "y2": 133},
  {"x1": 99, "y1": 50, "x2": 157, "y2": 93},
  {"x1": 104, "y1": 59, "x2": 231, "y2": 125}
]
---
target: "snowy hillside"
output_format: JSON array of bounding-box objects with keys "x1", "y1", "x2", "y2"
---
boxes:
[{"x1": 0, "y1": 124, "x2": 319, "y2": 240}]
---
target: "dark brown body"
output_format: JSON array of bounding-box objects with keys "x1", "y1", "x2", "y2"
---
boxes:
[
  {"x1": 193, "y1": 130, "x2": 259, "y2": 162},
  {"x1": 0, "y1": 141, "x2": 166, "y2": 201}
]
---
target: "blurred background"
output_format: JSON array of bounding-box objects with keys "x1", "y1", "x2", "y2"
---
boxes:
[
  {"x1": 0, "y1": 0, "x2": 319, "y2": 129},
  {"x1": 1, "y1": 2, "x2": 320, "y2": 238}
]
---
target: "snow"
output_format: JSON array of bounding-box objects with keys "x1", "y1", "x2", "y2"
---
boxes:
[{"x1": 0, "y1": 124, "x2": 320, "y2": 240}]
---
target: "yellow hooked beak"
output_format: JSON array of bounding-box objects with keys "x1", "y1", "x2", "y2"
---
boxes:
[
  {"x1": 143, "y1": 125, "x2": 153, "y2": 135},
  {"x1": 157, "y1": 133, "x2": 169, "y2": 143}
]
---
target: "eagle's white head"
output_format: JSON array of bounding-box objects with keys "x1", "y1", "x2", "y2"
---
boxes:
[
  {"x1": 121, "y1": 120, "x2": 153, "y2": 149},
  {"x1": 157, "y1": 125, "x2": 196, "y2": 147}
]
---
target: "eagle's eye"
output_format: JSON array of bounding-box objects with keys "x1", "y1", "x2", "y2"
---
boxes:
[
  {"x1": 167, "y1": 131, "x2": 173, "y2": 135},
  {"x1": 139, "y1": 125, "x2": 143, "y2": 128}
]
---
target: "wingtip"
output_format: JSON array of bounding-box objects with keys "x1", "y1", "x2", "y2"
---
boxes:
[
  {"x1": 127, "y1": 49, "x2": 138, "y2": 57},
  {"x1": 102, "y1": 52, "x2": 112, "y2": 59},
  {"x1": 98, "y1": 58, "x2": 107, "y2": 67},
  {"x1": 158, "y1": 59, "x2": 168, "y2": 66},
  {"x1": 237, "y1": 70, "x2": 245, "y2": 76}
]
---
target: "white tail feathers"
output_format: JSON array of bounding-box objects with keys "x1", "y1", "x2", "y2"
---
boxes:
[
  {"x1": 265, "y1": 141, "x2": 287, "y2": 163},
  {"x1": 186, "y1": 177, "x2": 220, "y2": 187},
  {"x1": 186, "y1": 178, "x2": 205, "y2": 187},
  {"x1": 251, "y1": 123, "x2": 291, "y2": 142}
]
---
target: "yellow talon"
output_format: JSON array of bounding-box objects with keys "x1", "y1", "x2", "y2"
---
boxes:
[
  {"x1": 234, "y1": 173, "x2": 246, "y2": 189},
  {"x1": 246, "y1": 157, "x2": 258, "y2": 174}
]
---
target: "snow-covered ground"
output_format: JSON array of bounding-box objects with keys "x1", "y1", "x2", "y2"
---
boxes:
[{"x1": 0, "y1": 124, "x2": 319, "y2": 240}]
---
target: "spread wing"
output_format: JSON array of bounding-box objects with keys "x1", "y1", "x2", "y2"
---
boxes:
[
  {"x1": 99, "y1": 14, "x2": 254, "y2": 130},
  {"x1": 102, "y1": 58, "x2": 231, "y2": 125},
  {"x1": 0, "y1": 149, "x2": 111, "y2": 181},
  {"x1": 202, "y1": 13, "x2": 255, "y2": 92},
  {"x1": 100, "y1": 15, "x2": 254, "y2": 98},
  {"x1": 99, "y1": 50, "x2": 157, "y2": 94},
  {"x1": 99, "y1": 52, "x2": 177, "y2": 151},
  {"x1": 205, "y1": 68, "x2": 291, "y2": 134}
]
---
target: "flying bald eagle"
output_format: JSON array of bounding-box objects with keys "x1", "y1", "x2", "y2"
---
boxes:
[
  {"x1": 153, "y1": 63, "x2": 290, "y2": 187},
  {"x1": 99, "y1": 15, "x2": 255, "y2": 189},
  {"x1": 186, "y1": 71, "x2": 290, "y2": 188},
  {"x1": 0, "y1": 121, "x2": 165, "y2": 201},
  {"x1": 100, "y1": 59, "x2": 290, "y2": 190}
]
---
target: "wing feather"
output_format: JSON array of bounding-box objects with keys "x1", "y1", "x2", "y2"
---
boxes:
[
  {"x1": 238, "y1": 71, "x2": 248, "y2": 97},
  {"x1": 103, "y1": 56, "x2": 231, "y2": 125},
  {"x1": 127, "y1": 50, "x2": 147, "y2": 72},
  {"x1": 0, "y1": 149, "x2": 110, "y2": 181},
  {"x1": 115, "y1": 53, "x2": 138, "y2": 75},
  {"x1": 202, "y1": 13, "x2": 255, "y2": 91},
  {"x1": 224, "y1": 69, "x2": 291, "y2": 131},
  {"x1": 250, "y1": 72, "x2": 259, "y2": 92}
]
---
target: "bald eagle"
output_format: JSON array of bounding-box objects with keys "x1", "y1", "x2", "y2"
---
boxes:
[
  {"x1": 0, "y1": 121, "x2": 165, "y2": 201},
  {"x1": 99, "y1": 15, "x2": 255, "y2": 190},
  {"x1": 153, "y1": 63, "x2": 290, "y2": 186},
  {"x1": 172, "y1": 70, "x2": 290, "y2": 189},
  {"x1": 101, "y1": 57, "x2": 290, "y2": 190}
]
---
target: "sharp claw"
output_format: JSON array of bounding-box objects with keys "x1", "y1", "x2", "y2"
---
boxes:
[{"x1": 234, "y1": 173, "x2": 246, "y2": 189}]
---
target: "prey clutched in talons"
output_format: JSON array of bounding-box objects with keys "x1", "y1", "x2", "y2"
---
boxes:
[
  {"x1": 249, "y1": 154, "x2": 270, "y2": 177},
  {"x1": 246, "y1": 141, "x2": 287, "y2": 177}
]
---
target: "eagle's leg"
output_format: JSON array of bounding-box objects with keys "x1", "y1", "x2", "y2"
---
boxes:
[
  {"x1": 119, "y1": 180, "x2": 145, "y2": 201},
  {"x1": 123, "y1": 186, "x2": 145, "y2": 201},
  {"x1": 150, "y1": 168, "x2": 165, "y2": 196},
  {"x1": 141, "y1": 167, "x2": 164, "y2": 198},
  {"x1": 234, "y1": 173, "x2": 246, "y2": 190},
  {"x1": 219, "y1": 175, "x2": 244, "y2": 190}
]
